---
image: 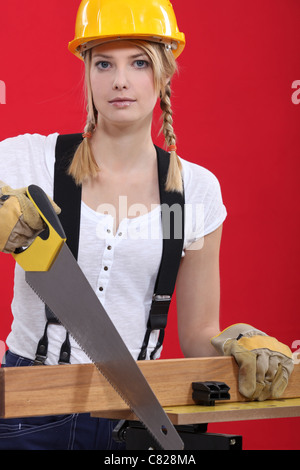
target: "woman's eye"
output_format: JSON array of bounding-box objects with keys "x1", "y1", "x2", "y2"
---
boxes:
[
  {"x1": 96, "y1": 61, "x2": 111, "y2": 70},
  {"x1": 134, "y1": 60, "x2": 149, "y2": 69}
]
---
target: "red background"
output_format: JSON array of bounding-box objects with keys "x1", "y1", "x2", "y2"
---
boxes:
[{"x1": 0, "y1": 0, "x2": 300, "y2": 449}]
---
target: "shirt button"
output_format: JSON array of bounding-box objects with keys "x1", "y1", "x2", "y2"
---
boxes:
[
  {"x1": 107, "y1": 245, "x2": 112, "y2": 250},
  {"x1": 99, "y1": 287, "x2": 103, "y2": 292},
  {"x1": 107, "y1": 229, "x2": 111, "y2": 234},
  {"x1": 118, "y1": 232, "x2": 122, "y2": 237},
  {"x1": 104, "y1": 266, "x2": 109, "y2": 271}
]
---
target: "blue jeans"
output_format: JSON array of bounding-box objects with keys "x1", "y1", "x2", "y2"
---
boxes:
[{"x1": 0, "y1": 350, "x2": 126, "y2": 450}]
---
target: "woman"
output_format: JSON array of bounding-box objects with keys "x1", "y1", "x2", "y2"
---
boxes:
[{"x1": 0, "y1": 0, "x2": 293, "y2": 450}]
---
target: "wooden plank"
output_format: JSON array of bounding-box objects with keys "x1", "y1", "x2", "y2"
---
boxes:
[{"x1": 0, "y1": 357, "x2": 299, "y2": 419}]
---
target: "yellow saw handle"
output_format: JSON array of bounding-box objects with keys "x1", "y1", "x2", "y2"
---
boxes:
[{"x1": 13, "y1": 185, "x2": 66, "y2": 272}]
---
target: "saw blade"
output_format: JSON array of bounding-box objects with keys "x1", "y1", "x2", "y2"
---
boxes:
[{"x1": 26, "y1": 243, "x2": 184, "y2": 450}]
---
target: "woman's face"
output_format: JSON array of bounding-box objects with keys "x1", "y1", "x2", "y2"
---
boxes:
[{"x1": 90, "y1": 41, "x2": 158, "y2": 128}]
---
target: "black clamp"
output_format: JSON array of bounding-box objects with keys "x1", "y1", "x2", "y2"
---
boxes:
[
  {"x1": 192, "y1": 381, "x2": 230, "y2": 406},
  {"x1": 112, "y1": 420, "x2": 129, "y2": 443}
]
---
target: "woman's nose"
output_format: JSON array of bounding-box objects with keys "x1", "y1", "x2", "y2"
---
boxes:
[{"x1": 112, "y1": 68, "x2": 129, "y2": 90}]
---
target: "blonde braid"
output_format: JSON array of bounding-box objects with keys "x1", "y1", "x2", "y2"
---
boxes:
[
  {"x1": 68, "y1": 50, "x2": 99, "y2": 185},
  {"x1": 83, "y1": 50, "x2": 98, "y2": 135},
  {"x1": 160, "y1": 83, "x2": 183, "y2": 193}
]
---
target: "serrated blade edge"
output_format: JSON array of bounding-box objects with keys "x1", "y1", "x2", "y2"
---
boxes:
[{"x1": 26, "y1": 244, "x2": 184, "y2": 450}]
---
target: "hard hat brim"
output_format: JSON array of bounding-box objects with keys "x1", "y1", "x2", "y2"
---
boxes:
[{"x1": 68, "y1": 34, "x2": 186, "y2": 61}]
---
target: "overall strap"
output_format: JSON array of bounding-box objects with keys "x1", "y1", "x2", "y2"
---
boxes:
[
  {"x1": 53, "y1": 133, "x2": 83, "y2": 257},
  {"x1": 34, "y1": 135, "x2": 185, "y2": 364},
  {"x1": 34, "y1": 134, "x2": 83, "y2": 365},
  {"x1": 138, "y1": 146, "x2": 185, "y2": 360}
]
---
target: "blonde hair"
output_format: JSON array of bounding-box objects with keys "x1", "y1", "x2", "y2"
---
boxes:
[{"x1": 68, "y1": 40, "x2": 183, "y2": 192}]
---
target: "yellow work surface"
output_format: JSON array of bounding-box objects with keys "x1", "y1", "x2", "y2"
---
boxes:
[{"x1": 163, "y1": 398, "x2": 300, "y2": 425}]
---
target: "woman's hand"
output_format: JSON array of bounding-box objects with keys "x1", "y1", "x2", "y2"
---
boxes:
[
  {"x1": 0, "y1": 183, "x2": 60, "y2": 253},
  {"x1": 211, "y1": 324, "x2": 294, "y2": 401}
]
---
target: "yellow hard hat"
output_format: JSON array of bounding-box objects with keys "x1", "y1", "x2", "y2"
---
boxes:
[{"x1": 68, "y1": 0, "x2": 185, "y2": 60}]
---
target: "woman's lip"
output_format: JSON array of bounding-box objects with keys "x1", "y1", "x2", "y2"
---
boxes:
[
  {"x1": 109, "y1": 98, "x2": 136, "y2": 103},
  {"x1": 109, "y1": 99, "x2": 136, "y2": 108}
]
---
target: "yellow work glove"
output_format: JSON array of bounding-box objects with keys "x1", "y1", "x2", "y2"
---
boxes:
[
  {"x1": 0, "y1": 183, "x2": 60, "y2": 253},
  {"x1": 211, "y1": 324, "x2": 294, "y2": 401}
]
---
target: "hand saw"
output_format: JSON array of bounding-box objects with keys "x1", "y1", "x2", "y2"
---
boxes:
[{"x1": 13, "y1": 185, "x2": 184, "y2": 450}]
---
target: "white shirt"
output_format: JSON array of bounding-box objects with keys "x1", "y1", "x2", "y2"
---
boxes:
[{"x1": 0, "y1": 133, "x2": 227, "y2": 363}]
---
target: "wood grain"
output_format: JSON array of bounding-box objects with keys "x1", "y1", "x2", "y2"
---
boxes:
[{"x1": 0, "y1": 357, "x2": 299, "y2": 420}]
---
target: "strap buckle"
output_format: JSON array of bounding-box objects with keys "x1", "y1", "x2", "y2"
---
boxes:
[
  {"x1": 148, "y1": 294, "x2": 171, "y2": 330},
  {"x1": 138, "y1": 294, "x2": 171, "y2": 361},
  {"x1": 153, "y1": 294, "x2": 171, "y2": 301},
  {"x1": 33, "y1": 353, "x2": 47, "y2": 366}
]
